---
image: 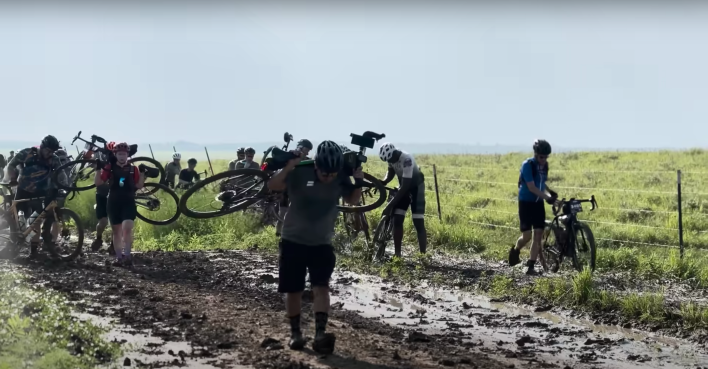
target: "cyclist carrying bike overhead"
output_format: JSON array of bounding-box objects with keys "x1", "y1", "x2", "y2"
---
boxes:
[
  {"x1": 268, "y1": 140, "x2": 363, "y2": 354},
  {"x1": 177, "y1": 158, "x2": 200, "y2": 189},
  {"x1": 95, "y1": 142, "x2": 145, "y2": 267},
  {"x1": 378, "y1": 142, "x2": 427, "y2": 257},
  {"x1": 5, "y1": 135, "x2": 68, "y2": 258},
  {"x1": 228, "y1": 147, "x2": 247, "y2": 171},
  {"x1": 276, "y1": 139, "x2": 313, "y2": 236},
  {"x1": 165, "y1": 153, "x2": 182, "y2": 189},
  {"x1": 91, "y1": 144, "x2": 113, "y2": 253},
  {"x1": 509, "y1": 139, "x2": 560, "y2": 275}
]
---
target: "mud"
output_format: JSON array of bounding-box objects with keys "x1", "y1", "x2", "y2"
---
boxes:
[{"x1": 4, "y1": 249, "x2": 708, "y2": 368}]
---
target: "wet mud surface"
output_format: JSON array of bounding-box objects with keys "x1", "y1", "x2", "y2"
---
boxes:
[{"x1": 4, "y1": 249, "x2": 708, "y2": 368}]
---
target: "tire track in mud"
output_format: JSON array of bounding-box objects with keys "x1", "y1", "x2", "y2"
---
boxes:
[{"x1": 4, "y1": 249, "x2": 708, "y2": 368}]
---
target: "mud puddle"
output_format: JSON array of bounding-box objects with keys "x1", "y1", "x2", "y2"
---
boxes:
[
  {"x1": 74, "y1": 309, "x2": 249, "y2": 368},
  {"x1": 327, "y1": 272, "x2": 708, "y2": 369}
]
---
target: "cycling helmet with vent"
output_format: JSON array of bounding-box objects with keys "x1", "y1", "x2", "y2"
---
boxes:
[
  {"x1": 245, "y1": 147, "x2": 256, "y2": 155},
  {"x1": 533, "y1": 139, "x2": 552, "y2": 155},
  {"x1": 113, "y1": 142, "x2": 130, "y2": 153},
  {"x1": 40, "y1": 135, "x2": 60, "y2": 151},
  {"x1": 237, "y1": 147, "x2": 246, "y2": 154},
  {"x1": 106, "y1": 141, "x2": 116, "y2": 151},
  {"x1": 315, "y1": 140, "x2": 343, "y2": 173},
  {"x1": 297, "y1": 139, "x2": 313, "y2": 150},
  {"x1": 378, "y1": 142, "x2": 396, "y2": 162},
  {"x1": 173, "y1": 152, "x2": 181, "y2": 160}
]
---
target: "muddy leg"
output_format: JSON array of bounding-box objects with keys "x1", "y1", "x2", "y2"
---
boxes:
[
  {"x1": 112, "y1": 224, "x2": 123, "y2": 260},
  {"x1": 122, "y1": 220, "x2": 134, "y2": 258},
  {"x1": 393, "y1": 214, "x2": 405, "y2": 257},
  {"x1": 412, "y1": 217, "x2": 427, "y2": 254}
]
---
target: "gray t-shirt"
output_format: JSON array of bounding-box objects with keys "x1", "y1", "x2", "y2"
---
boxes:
[{"x1": 281, "y1": 164, "x2": 354, "y2": 246}]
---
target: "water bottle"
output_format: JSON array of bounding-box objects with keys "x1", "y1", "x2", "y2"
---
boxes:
[{"x1": 17, "y1": 211, "x2": 26, "y2": 231}]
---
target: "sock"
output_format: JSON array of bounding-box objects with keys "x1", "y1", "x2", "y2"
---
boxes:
[
  {"x1": 315, "y1": 312, "x2": 328, "y2": 339},
  {"x1": 289, "y1": 314, "x2": 301, "y2": 336}
]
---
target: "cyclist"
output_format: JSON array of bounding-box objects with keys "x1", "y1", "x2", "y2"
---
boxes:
[
  {"x1": 509, "y1": 139, "x2": 559, "y2": 275},
  {"x1": 276, "y1": 139, "x2": 313, "y2": 236},
  {"x1": 6, "y1": 135, "x2": 67, "y2": 258},
  {"x1": 0, "y1": 154, "x2": 5, "y2": 181},
  {"x1": 8, "y1": 150, "x2": 15, "y2": 162},
  {"x1": 268, "y1": 140, "x2": 362, "y2": 354},
  {"x1": 95, "y1": 142, "x2": 145, "y2": 267},
  {"x1": 165, "y1": 153, "x2": 182, "y2": 188},
  {"x1": 228, "y1": 147, "x2": 247, "y2": 170},
  {"x1": 91, "y1": 145, "x2": 113, "y2": 253},
  {"x1": 177, "y1": 158, "x2": 201, "y2": 189},
  {"x1": 235, "y1": 147, "x2": 260, "y2": 170},
  {"x1": 378, "y1": 142, "x2": 427, "y2": 258}
]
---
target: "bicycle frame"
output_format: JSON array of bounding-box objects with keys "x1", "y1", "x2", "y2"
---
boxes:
[
  {"x1": 3, "y1": 194, "x2": 59, "y2": 242},
  {"x1": 546, "y1": 196, "x2": 597, "y2": 256}
]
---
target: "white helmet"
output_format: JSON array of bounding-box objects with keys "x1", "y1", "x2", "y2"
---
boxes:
[
  {"x1": 173, "y1": 152, "x2": 181, "y2": 160},
  {"x1": 379, "y1": 142, "x2": 396, "y2": 162}
]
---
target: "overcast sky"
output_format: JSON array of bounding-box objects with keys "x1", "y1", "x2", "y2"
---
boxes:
[{"x1": 1, "y1": 3, "x2": 707, "y2": 148}]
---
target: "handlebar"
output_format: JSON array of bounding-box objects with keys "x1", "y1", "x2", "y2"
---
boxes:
[{"x1": 552, "y1": 195, "x2": 598, "y2": 215}]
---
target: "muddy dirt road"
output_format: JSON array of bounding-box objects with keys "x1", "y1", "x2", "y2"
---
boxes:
[{"x1": 6, "y1": 250, "x2": 708, "y2": 368}]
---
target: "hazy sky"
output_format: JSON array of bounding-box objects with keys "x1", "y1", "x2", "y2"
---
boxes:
[{"x1": 1, "y1": 3, "x2": 708, "y2": 148}]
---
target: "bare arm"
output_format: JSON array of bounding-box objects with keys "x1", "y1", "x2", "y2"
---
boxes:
[
  {"x1": 525, "y1": 181, "x2": 552, "y2": 200},
  {"x1": 385, "y1": 177, "x2": 413, "y2": 212},
  {"x1": 136, "y1": 170, "x2": 145, "y2": 189},
  {"x1": 381, "y1": 165, "x2": 395, "y2": 185},
  {"x1": 343, "y1": 167, "x2": 364, "y2": 204}
]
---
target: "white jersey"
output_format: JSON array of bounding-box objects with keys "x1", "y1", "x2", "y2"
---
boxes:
[{"x1": 388, "y1": 151, "x2": 424, "y2": 185}]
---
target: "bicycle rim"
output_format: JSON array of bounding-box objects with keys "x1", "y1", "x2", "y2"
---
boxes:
[
  {"x1": 179, "y1": 169, "x2": 270, "y2": 219},
  {"x1": 373, "y1": 217, "x2": 393, "y2": 261},
  {"x1": 53, "y1": 159, "x2": 97, "y2": 192},
  {"x1": 338, "y1": 172, "x2": 387, "y2": 213},
  {"x1": 542, "y1": 221, "x2": 562, "y2": 273},
  {"x1": 135, "y1": 183, "x2": 181, "y2": 225},
  {"x1": 52, "y1": 208, "x2": 84, "y2": 261},
  {"x1": 573, "y1": 222, "x2": 597, "y2": 273}
]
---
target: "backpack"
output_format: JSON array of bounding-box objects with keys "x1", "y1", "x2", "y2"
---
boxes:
[{"x1": 518, "y1": 158, "x2": 548, "y2": 188}]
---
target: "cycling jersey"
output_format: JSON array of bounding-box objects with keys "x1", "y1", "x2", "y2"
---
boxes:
[
  {"x1": 235, "y1": 160, "x2": 260, "y2": 170},
  {"x1": 100, "y1": 164, "x2": 140, "y2": 198},
  {"x1": 8, "y1": 148, "x2": 66, "y2": 193},
  {"x1": 165, "y1": 162, "x2": 181, "y2": 186},
  {"x1": 389, "y1": 151, "x2": 424, "y2": 185},
  {"x1": 518, "y1": 157, "x2": 548, "y2": 202},
  {"x1": 178, "y1": 168, "x2": 200, "y2": 183}
]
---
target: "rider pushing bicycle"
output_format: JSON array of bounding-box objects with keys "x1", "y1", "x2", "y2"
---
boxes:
[
  {"x1": 378, "y1": 142, "x2": 427, "y2": 257},
  {"x1": 94, "y1": 142, "x2": 145, "y2": 267},
  {"x1": 509, "y1": 139, "x2": 560, "y2": 275},
  {"x1": 5, "y1": 135, "x2": 68, "y2": 258}
]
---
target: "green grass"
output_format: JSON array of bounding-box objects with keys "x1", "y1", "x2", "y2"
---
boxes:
[{"x1": 0, "y1": 272, "x2": 120, "y2": 369}]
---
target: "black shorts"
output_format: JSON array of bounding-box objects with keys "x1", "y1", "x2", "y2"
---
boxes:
[
  {"x1": 393, "y1": 183, "x2": 426, "y2": 219},
  {"x1": 95, "y1": 194, "x2": 108, "y2": 219},
  {"x1": 278, "y1": 239, "x2": 336, "y2": 293},
  {"x1": 107, "y1": 197, "x2": 137, "y2": 226},
  {"x1": 518, "y1": 200, "x2": 546, "y2": 232}
]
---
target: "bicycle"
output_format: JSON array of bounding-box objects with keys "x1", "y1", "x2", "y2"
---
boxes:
[
  {"x1": 542, "y1": 195, "x2": 598, "y2": 273},
  {"x1": 178, "y1": 131, "x2": 390, "y2": 219},
  {"x1": 372, "y1": 187, "x2": 398, "y2": 261},
  {"x1": 54, "y1": 131, "x2": 166, "y2": 196},
  {"x1": 0, "y1": 184, "x2": 84, "y2": 261}
]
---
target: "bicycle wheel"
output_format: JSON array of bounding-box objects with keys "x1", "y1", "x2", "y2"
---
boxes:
[
  {"x1": 338, "y1": 172, "x2": 387, "y2": 213},
  {"x1": 572, "y1": 222, "x2": 596, "y2": 273},
  {"x1": 135, "y1": 183, "x2": 181, "y2": 225},
  {"x1": 542, "y1": 221, "x2": 563, "y2": 273},
  {"x1": 50, "y1": 208, "x2": 84, "y2": 261},
  {"x1": 373, "y1": 216, "x2": 394, "y2": 261},
  {"x1": 129, "y1": 157, "x2": 165, "y2": 195},
  {"x1": 53, "y1": 159, "x2": 97, "y2": 192},
  {"x1": 179, "y1": 169, "x2": 270, "y2": 219}
]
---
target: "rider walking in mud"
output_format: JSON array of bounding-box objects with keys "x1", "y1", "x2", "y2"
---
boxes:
[
  {"x1": 92, "y1": 143, "x2": 113, "y2": 253},
  {"x1": 95, "y1": 142, "x2": 145, "y2": 267},
  {"x1": 509, "y1": 139, "x2": 559, "y2": 275},
  {"x1": 268, "y1": 140, "x2": 363, "y2": 354}
]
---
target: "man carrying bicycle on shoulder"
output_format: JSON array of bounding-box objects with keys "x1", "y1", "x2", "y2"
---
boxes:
[
  {"x1": 165, "y1": 153, "x2": 182, "y2": 189},
  {"x1": 228, "y1": 147, "x2": 247, "y2": 171},
  {"x1": 378, "y1": 143, "x2": 427, "y2": 258},
  {"x1": 5, "y1": 135, "x2": 68, "y2": 258},
  {"x1": 509, "y1": 139, "x2": 559, "y2": 275}
]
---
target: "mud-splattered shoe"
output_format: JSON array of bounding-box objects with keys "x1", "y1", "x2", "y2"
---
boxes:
[
  {"x1": 91, "y1": 238, "x2": 103, "y2": 252},
  {"x1": 288, "y1": 331, "x2": 305, "y2": 350},
  {"x1": 29, "y1": 242, "x2": 40, "y2": 259},
  {"x1": 508, "y1": 247, "x2": 521, "y2": 266},
  {"x1": 312, "y1": 333, "x2": 336, "y2": 355}
]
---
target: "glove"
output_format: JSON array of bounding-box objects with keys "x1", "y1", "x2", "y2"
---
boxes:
[{"x1": 546, "y1": 189, "x2": 558, "y2": 205}]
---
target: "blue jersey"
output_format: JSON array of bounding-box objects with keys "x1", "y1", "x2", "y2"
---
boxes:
[{"x1": 518, "y1": 157, "x2": 548, "y2": 202}]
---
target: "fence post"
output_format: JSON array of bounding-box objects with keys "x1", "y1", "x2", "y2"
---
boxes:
[
  {"x1": 204, "y1": 147, "x2": 215, "y2": 176},
  {"x1": 148, "y1": 144, "x2": 155, "y2": 160},
  {"x1": 173, "y1": 146, "x2": 176, "y2": 153},
  {"x1": 677, "y1": 170, "x2": 684, "y2": 259},
  {"x1": 433, "y1": 164, "x2": 442, "y2": 221}
]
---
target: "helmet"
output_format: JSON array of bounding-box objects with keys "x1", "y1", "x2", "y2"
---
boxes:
[
  {"x1": 339, "y1": 144, "x2": 351, "y2": 153},
  {"x1": 533, "y1": 139, "x2": 552, "y2": 155},
  {"x1": 315, "y1": 140, "x2": 343, "y2": 173},
  {"x1": 245, "y1": 147, "x2": 256, "y2": 155},
  {"x1": 40, "y1": 135, "x2": 60, "y2": 151},
  {"x1": 237, "y1": 147, "x2": 246, "y2": 154},
  {"x1": 378, "y1": 142, "x2": 396, "y2": 162},
  {"x1": 113, "y1": 142, "x2": 130, "y2": 153},
  {"x1": 55, "y1": 149, "x2": 68, "y2": 158},
  {"x1": 106, "y1": 141, "x2": 116, "y2": 151},
  {"x1": 173, "y1": 152, "x2": 182, "y2": 160},
  {"x1": 297, "y1": 139, "x2": 313, "y2": 150},
  {"x1": 187, "y1": 158, "x2": 197, "y2": 165}
]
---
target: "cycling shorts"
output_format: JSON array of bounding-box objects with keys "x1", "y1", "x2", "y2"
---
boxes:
[
  {"x1": 95, "y1": 194, "x2": 108, "y2": 219},
  {"x1": 277, "y1": 239, "x2": 336, "y2": 293},
  {"x1": 518, "y1": 200, "x2": 546, "y2": 232},
  {"x1": 393, "y1": 183, "x2": 426, "y2": 219},
  {"x1": 107, "y1": 196, "x2": 137, "y2": 225}
]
